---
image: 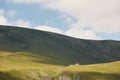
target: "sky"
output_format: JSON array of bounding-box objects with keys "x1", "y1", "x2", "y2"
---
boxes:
[{"x1": 0, "y1": 0, "x2": 120, "y2": 40}]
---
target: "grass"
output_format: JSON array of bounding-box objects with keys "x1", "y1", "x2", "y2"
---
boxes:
[
  {"x1": 0, "y1": 51, "x2": 120, "y2": 80},
  {"x1": 64, "y1": 61, "x2": 120, "y2": 73},
  {"x1": 0, "y1": 51, "x2": 64, "y2": 80},
  {"x1": 0, "y1": 51, "x2": 64, "y2": 70}
]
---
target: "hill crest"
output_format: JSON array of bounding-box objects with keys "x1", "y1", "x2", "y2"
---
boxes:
[{"x1": 0, "y1": 25, "x2": 120, "y2": 65}]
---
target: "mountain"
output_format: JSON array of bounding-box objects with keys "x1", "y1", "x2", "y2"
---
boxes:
[
  {"x1": 0, "y1": 25, "x2": 120, "y2": 80},
  {"x1": 0, "y1": 25, "x2": 120, "y2": 65}
]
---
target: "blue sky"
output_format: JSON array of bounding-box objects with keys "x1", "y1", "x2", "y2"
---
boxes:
[{"x1": 0, "y1": 0, "x2": 120, "y2": 40}]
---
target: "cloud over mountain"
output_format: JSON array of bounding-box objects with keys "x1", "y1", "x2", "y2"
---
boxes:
[{"x1": 1, "y1": 0, "x2": 120, "y2": 40}]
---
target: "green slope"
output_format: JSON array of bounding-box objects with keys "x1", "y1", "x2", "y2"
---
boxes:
[
  {"x1": 0, "y1": 25, "x2": 120, "y2": 65},
  {"x1": 0, "y1": 51, "x2": 64, "y2": 70},
  {"x1": 0, "y1": 51, "x2": 64, "y2": 80},
  {"x1": 0, "y1": 51, "x2": 120, "y2": 80},
  {"x1": 63, "y1": 61, "x2": 120, "y2": 80}
]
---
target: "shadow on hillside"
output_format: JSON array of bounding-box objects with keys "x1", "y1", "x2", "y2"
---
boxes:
[
  {"x1": 62, "y1": 72, "x2": 120, "y2": 80},
  {"x1": 26, "y1": 54, "x2": 68, "y2": 66},
  {"x1": 0, "y1": 71, "x2": 120, "y2": 80},
  {"x1": 1, "y1": 50, "x2": 120, "y2": 66},
  {"x1": 79, "y1": 72, "x2": 120, "y2": 80},
  {"x1": 0, "y1": 72, "x2": 21, "y2": 80},
  {"x1": 0, "y1": 50, "x2": 69, "y2": 66},
  {"x1": 27, "y1": 53, "x2": 120, "y2": 66}
]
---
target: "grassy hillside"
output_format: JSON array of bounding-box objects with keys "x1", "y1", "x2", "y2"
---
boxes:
[
  {"x1": 0, "y1": 51, "x2": 64, "y2": 80},
  {"x1": 0, "y1": 25, "x2": 120, "y2": 80},
  {"x1": 0, "y1": 51, "x2": 64, "y2": 70},
  {"x1": 0, "y1": 51, "x2": 120, "y2": 80},
  {"x1": 0, "y1": 25, "x2": 120, "y2": 65},
  {"x1": 63, "y1": 61, "x2": 120, "y2": 80}
]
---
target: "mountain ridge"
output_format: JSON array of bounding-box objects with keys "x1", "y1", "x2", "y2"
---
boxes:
[{"x1": 0, "y1": 25, "x2": 120, "y2": 65}]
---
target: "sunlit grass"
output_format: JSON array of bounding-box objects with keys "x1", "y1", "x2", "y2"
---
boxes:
[
  {"x1": 0, "y1": 51, "x2": 120, "y2": 80},
  {"x1": 64, "y1": 61, "x2": 120, "y2": 74}
]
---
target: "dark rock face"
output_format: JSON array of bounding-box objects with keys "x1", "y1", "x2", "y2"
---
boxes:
[{"x1": 0, "y1": 25, "x2": 120, "y2": 65}]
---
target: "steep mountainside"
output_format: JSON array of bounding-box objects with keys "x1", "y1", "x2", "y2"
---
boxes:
[{"x1": 0, "y1": 25, "x2": 120, "y2": 65}]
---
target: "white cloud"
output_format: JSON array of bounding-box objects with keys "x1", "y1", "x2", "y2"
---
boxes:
[
  {"x1": 7, "y1": 10, "x2": 16, "y2": 17},
  {"x1": 12, "y1": 0, "x2": 47, "y2": 4},
  {"x1": 0, "y1": 8, "x2": 10, "y2": 25},
  {"x1": 34, "y1": 26, "x2": 63, "y2": 34},
  {"x1": 15, "y1": 19, "x2": 31, "y2": 28},
  {"x1": 0, "y1": 8, "x2": 98, "y2": 39},
  {"x1": 11, "y1": 0, "x2": 120, "y2": 39},
  {"x1": 0, "y1": 8, "x2": 31, "y2": 28},
  {"x1": 45, "y1": 0, "x2": 120, "y2": 33},
  {"x1": 0, "y1": 16, "x2": 9, "y2": 25},
  {"x1": 65, "y1": 27, "x2": 98, "y2": 39},
  {"x1": 64, "y1": 16, "x2": 73, "y2": 25},
  {"x1": 0, "y1": 8, "x2": 4, "y2": 16},
  {"x1": 34, "y1": 25, "x2": 98, "y2": 39}
]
